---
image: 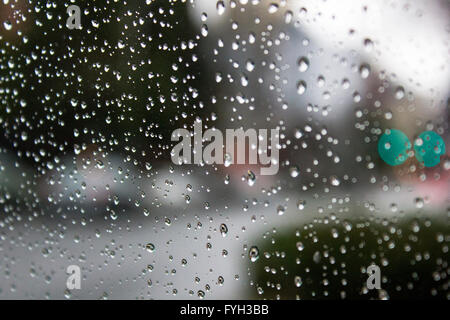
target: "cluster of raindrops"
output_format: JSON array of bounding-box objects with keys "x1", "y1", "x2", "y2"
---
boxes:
[{"x1": 0, "y1": 0, "x2": 447, "y2": 301}]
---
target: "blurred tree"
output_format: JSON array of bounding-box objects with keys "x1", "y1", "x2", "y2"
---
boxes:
[{"x1": 0, "y1": 0, "x2": 209, "y2": 170}]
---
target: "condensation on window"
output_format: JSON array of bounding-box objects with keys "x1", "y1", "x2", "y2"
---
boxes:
[{"x1": 0, "y1": 0, "x2": 448, "y2": 300}]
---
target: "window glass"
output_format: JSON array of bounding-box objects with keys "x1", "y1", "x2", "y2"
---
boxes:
[{"x1": 0, "y1": 0, "x2": 448, "y2": 300}]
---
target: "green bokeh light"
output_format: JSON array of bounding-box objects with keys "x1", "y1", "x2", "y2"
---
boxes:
[
  {"x1": 414, "y1": 131, "x2": 446, "y2": 167},
  {"x1": 378, "y1": 129, "x2": 412, "y2": 166}
]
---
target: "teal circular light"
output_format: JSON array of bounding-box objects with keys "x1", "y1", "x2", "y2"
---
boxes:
[
  {"x1": 378, "y1": 129, "x2": 411, "y2": 166},
  {"x1": 414, "y1": 131, "x2": 446, "y2": 167}
]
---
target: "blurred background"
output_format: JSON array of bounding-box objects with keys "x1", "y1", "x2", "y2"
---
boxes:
[{"x1": 0, "y1": 0, "x2": 448, "y2": 299}]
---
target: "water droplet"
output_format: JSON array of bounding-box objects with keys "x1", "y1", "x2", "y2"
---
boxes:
[
  {"x1": 277, "y1": 205, "x2": 286, "y2": 216},
  {"x1": 294, "y1": 276, "x2": 303, "y2": 287},
  {"x1": 245, "y1": 59, "x2": 255, "y2": 72},
  {"x1": 3, "y1": 20, "x2": 12, "y2": 31},
  {"x1": 220, "y1": 223, "x2": 228, "y2": 237},
  {"x1": 146, "y1": 243, "x2": 155, "y2": 252},
  {"x1": 414, "y1": 197, "x2": 424, "y2": 209},
  {"x1": 359, "y1": 63, "x2": 371, "y2": 79},
  {"x1": 395, "y1": 86, "x2": 405, "y2": 100},
  {"x1": 249, "y1": 246, "x2": 260, "y2": 262},
  {"x1": 297, "y1": 80, "x2": 307, "y2": 95},
  {"x1": 363, "y1": 38, "x2": 373, "y2": 52},
  {"x1": 247, "y1": 170, "x2": 256, "y2": 186},
  {"x1": 289, "y1": 165, "x2": 300, "y2": 178},
  {"x1": 297, "y1": 200, "x2": 306, "y2": 210},
  {"x1": 216, "y1": 1, "x2": 226, "y2": 16},
  {"x1": 201, "y1": 24, "x2": 208, "y2": 37},
  {"x1": 268, "y1": 3, "x2": 279, "y2": 14},
  {"x1": 330, "y1": 176, "x2": 340, "y2": 186},
  {"x1": 298, "y1": 57, "x2": 309, "y2": 72}
]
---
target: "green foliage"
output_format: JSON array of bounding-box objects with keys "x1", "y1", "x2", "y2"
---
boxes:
[{"x1": 249, "y1": 213, "x2": 449, "y2": 299}]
